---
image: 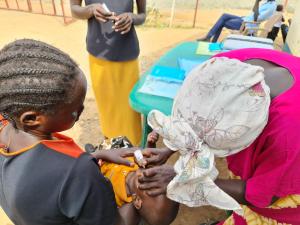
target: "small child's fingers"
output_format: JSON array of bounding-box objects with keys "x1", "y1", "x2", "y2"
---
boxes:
[
  {"x1": 97, "y1": 159, "x2": 103, "y2": 166},
  {"x1": 149, "y1": 133, "x2": 157, "y2": 139},
  {"x1": 148, "y1": 133, "x2": 159, "y2": 143},
  {"x1": 147, "y1": 134, "x2": 154, "y2": 140},
  {"x1": 153, "y1": 132, "x2": 159, "y2": 138}
]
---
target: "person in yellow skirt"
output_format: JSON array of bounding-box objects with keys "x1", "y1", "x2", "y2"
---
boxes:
[{"x1": 71, "y1": 0, "x2": 146, "y2": 145}]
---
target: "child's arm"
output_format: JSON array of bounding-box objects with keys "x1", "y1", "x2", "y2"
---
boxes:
[{"x1": 92, "y1": 148, "x2": 138, "y2": 167}]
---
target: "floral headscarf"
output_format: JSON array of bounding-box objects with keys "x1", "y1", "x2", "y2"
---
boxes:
[{"x1": 148, "y1": 57, "x2": 270, "y2": 213}]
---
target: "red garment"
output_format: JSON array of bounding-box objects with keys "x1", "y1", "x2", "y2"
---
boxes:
[{"x1": 214, "y1": 49, "x2": 300, "y2": 224}]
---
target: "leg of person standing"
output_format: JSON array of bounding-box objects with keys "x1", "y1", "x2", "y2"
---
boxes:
[{"x1": 89, "y1": 55, "x2": 142, "y2": 146}]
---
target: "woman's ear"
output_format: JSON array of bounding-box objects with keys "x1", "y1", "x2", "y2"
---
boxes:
[
  {"x1": 132, "y1": 194, "x2": 143, "y2": 210},
  {"x1": 19, "y1": 111, "x2": 43, "y2": 128}
]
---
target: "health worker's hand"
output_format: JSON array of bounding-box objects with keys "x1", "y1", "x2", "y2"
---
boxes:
[
  {"x1": 138, "y1": 164, "x2": 176, "y2": 196},
  {"x1": 142, "y1": 148, "x2": 174, "y2": 166}
]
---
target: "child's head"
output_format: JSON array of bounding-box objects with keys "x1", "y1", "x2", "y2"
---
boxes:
[
  {"x1": 0, "y1": 39, "x2": 87, "y2": 133},
  {"x1": 101, "y1": 157, "x2": 178, "y2": 225},
  {"x1": 131, "y1": 169, "x2": 179, "y2": 225}
]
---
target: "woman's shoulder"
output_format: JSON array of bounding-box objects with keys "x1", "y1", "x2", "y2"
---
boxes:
[
  {"x1": 214, "y1": 49, "x2": 300, "y2": 84},
  {"x1": 263, "y1": 113, "x2": 300, "y2": 152},
  {"x1": 214, "y1": 49, "x2": 299, "y2": 66}
]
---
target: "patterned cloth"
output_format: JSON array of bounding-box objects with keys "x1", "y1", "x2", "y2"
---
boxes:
[{"x1": 147, "y1": 57, "x2": 270, "y2": 212}]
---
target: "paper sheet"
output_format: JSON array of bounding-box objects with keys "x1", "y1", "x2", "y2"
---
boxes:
[
  {"x1": 138, "y1": 76, "x2": 182, "y2": 99},
  {"x1": 196, "y1": 42, "x2": 215, "y2": 56}
]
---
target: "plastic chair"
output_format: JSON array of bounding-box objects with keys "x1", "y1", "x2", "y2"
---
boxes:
[{"x1": 237, "y1": 11, "x2": 283, "y2": 38}]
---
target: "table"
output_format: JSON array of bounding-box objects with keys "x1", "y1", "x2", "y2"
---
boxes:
[{"x1": 129, "y1": 41, "x2": 212, "y2": 146}]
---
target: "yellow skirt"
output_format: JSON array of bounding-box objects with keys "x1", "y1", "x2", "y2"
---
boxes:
[{"x1": 89, "y1": 55, "x2": 142, "y2": 146}]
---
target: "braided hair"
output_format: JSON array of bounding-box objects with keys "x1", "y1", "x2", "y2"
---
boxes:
[{"x1": 0, "y1": 39, "x2": 79, "y2": 122}]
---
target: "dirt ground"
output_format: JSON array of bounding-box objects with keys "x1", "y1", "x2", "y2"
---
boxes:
[{"x1": 0, "y1": 6, "x2": 287, "y2": 225}]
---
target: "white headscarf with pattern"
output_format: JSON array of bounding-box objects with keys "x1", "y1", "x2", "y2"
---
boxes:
[{"x1": 148, "y1": 57, "x2": 270, "y2": 213}]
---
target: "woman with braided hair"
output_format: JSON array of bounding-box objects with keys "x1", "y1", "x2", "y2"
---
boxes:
[{"x1": 0, "y1": 39, "x2": 141, "y2": 225}]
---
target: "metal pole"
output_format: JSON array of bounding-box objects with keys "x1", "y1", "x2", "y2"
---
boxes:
[
  {"x1": 15, "y1": 0, "x2": 20, "y2": 9},
  {"x1": 39, "y1": 0, "x2": 44, "y2": 14},
  {"x1": 26, "y1": 0, "x2": 32, "y2": 12},
  {"x1": 193, "y1": 0, "x2": 199, "y2": 28},
  {"x1": 4, "y1": 0, "x2": 9, "y2": 8},
  {"x1": 60, "y1": 0, "x2": 67, "y2": 24},
  {"x1": 169, "y1": 0, "x2": 176, "y2": 28},
  {"x1": 52, "y1": 0, "x2": 57, "y2": 15}
]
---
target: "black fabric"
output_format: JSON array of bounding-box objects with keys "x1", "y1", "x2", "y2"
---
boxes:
[
  {"x1": 281, "y1": 24, "x2": 289, "y2": 43},
  {"x1": 267, "y1": 26, "x2": 280, "y2": 41},
  {"x1": 85, "y1": 0, "x2": 139, "y2": 62},
  {"x1": 0, "y1": 144, "x2": 117, "y2": 225},
  {"x1": 267, "y1": 24, "x2": 289, "y2": 43}
]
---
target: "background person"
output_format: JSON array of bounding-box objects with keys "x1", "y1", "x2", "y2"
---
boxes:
[
  {"x1": 198, "y1": 0, "x2": 277, "y2": 42},
  {"x1": 70, "y1": 0, "x2": 146, "y2": 146}
]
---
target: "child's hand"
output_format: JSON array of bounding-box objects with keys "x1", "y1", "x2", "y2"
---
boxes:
[
  {"x1": 91, "y1": 148, "x2": 138, "y2": 167},
  {"x1": 146, "y1": 131, "x2": 159, "y2": 148}
]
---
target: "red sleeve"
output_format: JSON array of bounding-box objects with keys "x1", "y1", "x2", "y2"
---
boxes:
[{"x1": 0, "y1": 114, "x2": 8, "y2": 127}]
